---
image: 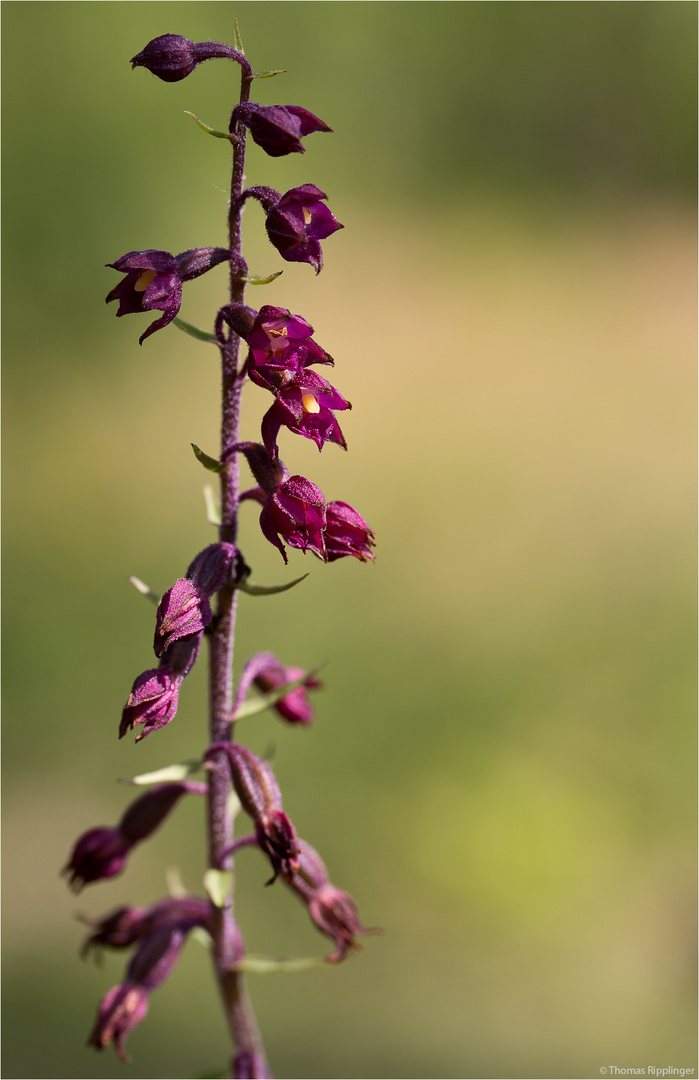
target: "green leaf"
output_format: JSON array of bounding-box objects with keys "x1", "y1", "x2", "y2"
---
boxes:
[
  {"x1": 235, "y1": 955, "x2": 326, "y2": 974},
  {"x1": 233, "y1": 18, "x2": 245, "y2": 55},
  {"x1": 184, "y1": 110, "x2": 234, "y2": 141},
  {"x1": 251, "y1": 69, "x2": 286, "y2": 80},
  {"x1": 173, "y1": 316, "x2": 217, "y2": 342},
  {"x1": 243, "y1": 271, "x2": 283, "y2": 286},
  {"x1": 204, "y1": 868, "x2": 233, "y2": 908},
  {"x1": 190, "y1": 926, "x2": 212, "y2": 950},
  {"x1": 192, "y1": 444, "x2": 224, "y2": 473},
  {"x1": 232, "y1": 664, "x2": 325, "y2": 721},
  {"x1": 119, "y1": 760, "x2": 203, "y2": 786},
  {"x1": 204, "y1": 484, "x2": 221, "y2": 526},
  {"x1": 129, "y1": 576, "x2": 159, "y2": 605},
  {"x1": 238, "y1": 574, "x2": 308, "y2": 596}
]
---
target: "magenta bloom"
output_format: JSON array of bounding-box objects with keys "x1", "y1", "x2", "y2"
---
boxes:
[
  {"x1": 119, "y1": 667, "x2": 182, "y2": 741},
  {"x1": 233, "y1": 103, "x2": 331, "y2": 157},
  {"x1": 209, "y1": 742, "x2": 300, "y2": 882},
  {"x1": 106, "y1": 247, "x2": 229, "y2": 343},
  {"x1": 88, "y1": 926, "x2": 186, "y2": 1062},
  {"x1": 82, "y1": 896, "x2": 213, "y2": 956},
  {"x1": 64, "y1": 783, "x2": 206, "y2": 892},
  {"x1": 265, "y1": 185, "x2": 343, "y2": 273},
  {"x1": 287, "y1": 840, "x2": 371, "y2": 962},
  {"x1": 259, "y1": 475, "x2": 326, "y2": 562},
  {"x1": 88, "y1": 982, "x2": 150, "y2": 1063},
  {"x1": 63, "y1": 827, "x2": 130, "y2": 892},
  {"x1": 246, "y1": 305, "x2": 332, "y2": 392},
  {"x1": 324, "y1": 501, "x2": 376, "y2": 562},
  {"x1": 250, "y1": 653, "x2": 322, "y2": 725},
  {"x1": 153, "y1": 579, "x2": 211, "y2": 658},
  {"x1": 261, "y1": 368, "x2": 350, "y2": 456}
]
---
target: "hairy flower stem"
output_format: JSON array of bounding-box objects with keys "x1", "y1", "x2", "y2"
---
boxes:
[{"x1": 207, "y1": 63, "x2": 270, "y2": 1077}]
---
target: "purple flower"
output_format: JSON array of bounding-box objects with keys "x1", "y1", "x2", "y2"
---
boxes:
[
  {"x1": 120, "y1": 667, "x2": 182, "y2": 741},
  {"x1": 246, "y1": 305, "x2": 333, "y2": 392},
  {"x1": 88, "y1": 926, "x2": 186, "y2": 1062},
  {"x1": 63, "y1": 783, "x2": 206, "y2": 892},
  {"x1": 261, "y1": 368, "x2": 350, "y2": 456},
  {"x1": 63, "y1": 827, "x2": 130, "y2": 892},
  {"x1": 241, "y1": 652, "x2": 322, "y2": 725},
  {"x1": 259, "y1": 475, "x2": 327, "y2": 563},
  {"x1": 106, "y1": 247, "x2": 229, "y2": 343},
  {"x1": 82, "y1": 896, "x2": 213, "y2": 957},
  {"x1": 131, "y1": 35, "x2": 250, "y2": 83},
  {"x1": 233, "y1": 104, "x2": 331, "y2": 157},
  {"x1": 208, "y1": 742, "x2": 300, "y2": 882},
  {"x1": 186, "y1": 542, "x2": 248, "y2": 596},
  {"x1": 265, "y1": 185, "x2": 343, "y2": 273},
  {"x1": 324, "y1": 501, "x2": 376, "y2": 562},
  {"x1": 153, "y1": 579, "x2": 211, "y2": 658},
  {"x1": 287, "y1": 840, "x2": 372, "y2": 962},
  {"x1": 88, "y1": 982, "x2": 149, "y2": 1063}
]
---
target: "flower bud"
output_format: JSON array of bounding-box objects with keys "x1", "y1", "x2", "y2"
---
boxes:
[
  {"x1": 153, "y1": 579, "x2": 211, "y2": 658},
  {"x1": 186, "y1": 542, "x2": 248, "y2": 596},
  {"x1": 120, "y1": 667, "x2": 182, "y2": 741},
  {"x1": 130, "y1": 34, "x2": 197, "y2": 81},
  {"x1": 64, "y1": 783, "x2": 205, "y2": 893},
  {"x1": 63, "y1": 827, "x2": 129, "y2": 893},
  {"x1": 131, "y1": 36, "x2": 249, "y2": 83}
]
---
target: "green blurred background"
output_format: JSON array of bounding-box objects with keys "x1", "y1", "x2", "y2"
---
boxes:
[{"x1": 3, "y1": 2, "x2": 696, "y2": 1078}]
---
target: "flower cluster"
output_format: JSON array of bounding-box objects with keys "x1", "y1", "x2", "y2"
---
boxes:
[{"x1": 74, "y1": 30, "x2": 378, "y2": 1077}]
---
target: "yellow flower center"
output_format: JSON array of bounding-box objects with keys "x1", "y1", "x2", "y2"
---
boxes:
[
  {"x1": 302, "y1": 393, "x2": 321, "y2": 414},
  {"x1": 302, "y1": 207, "x2": 312, "y2": 226},
  {"x1": 134, "y1": 269, "x2": 157, "y2": 292}
]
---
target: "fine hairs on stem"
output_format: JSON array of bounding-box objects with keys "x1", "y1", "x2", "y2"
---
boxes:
[{"x1": 63, "y1": 28, "x2": 377, "y2": 1079}]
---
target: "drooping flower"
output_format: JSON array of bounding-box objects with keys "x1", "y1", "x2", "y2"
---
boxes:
[
  {"x1": 131, "y1": 34, "x2": 249, "y2": 83},
  {"x1": 261, "y1": 368, "x2": 350, "y2": 456},
  {"x1": 153, "y1": 579, "x2": 211, "y2": 658},
  {"x1": 63, "y1": 783, "x2": 206, "y2": 892},
  {"x1": 232, "y1": 103, "x2": 331, "y2": 157},
  {"x1": 235, "y1": 652, "x2": 322, "y2": 725},
  {"x1": 208, "y1": 742, "x2": 300, "y2": 883},
  {"x1": 286, "y1": 840, "x2": 372, "y2": 962},
  {"x1": 246, "y1": 305, "x2": 333, "y2": 392},
  {"x1": 265, "y1": 185, "x2": 343, "y2": 272},
  {"x1": 259, "y1": 475, "x2": 327, "y2": 563},
  {"x1": 106, "y1": 247, "x2": 229, "y2": 343},
  {"x1": 88, "y1": 926, "x2": 186, "y2": 1062},
  {"x1": 81, "y1": 896, "x2": 213, "y2": 957},
  {"x1": 324, "y1": 501, "x2": 376, "y2": 563},
  {"x1": 119, "y1": 667, "x2": 182, "y2": 741},
  {"x1": 63, "y1": 827, "x2": 130, "y2": 893}
]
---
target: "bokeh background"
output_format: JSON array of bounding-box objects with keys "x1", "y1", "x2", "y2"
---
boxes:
[{"x1": 3, "y1": 3, "x2": 696, "y2": 1078}]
